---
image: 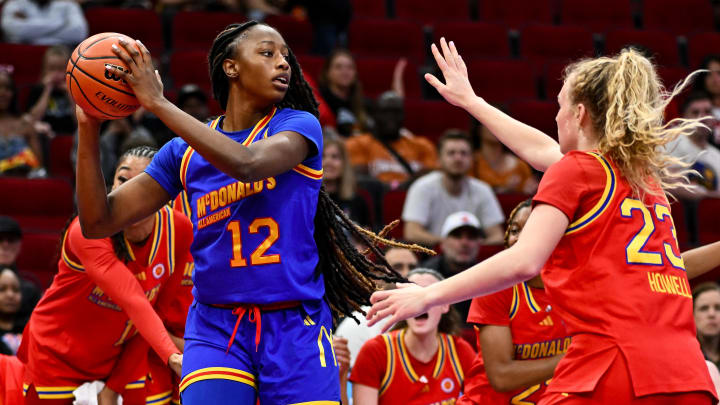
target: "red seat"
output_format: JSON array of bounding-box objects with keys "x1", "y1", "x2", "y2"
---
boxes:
[
  {"x1": 657, "y1": 66, "x2": 691, "y2": 92},
  {"x1": 349, "y1": 19, "x2": 425, "y2": 62},
  {"x1": 560, "y1": 0, "x2": 634, "y2": 31},
  {"x1": 643, "y1": 0, "x2": 714, "y2": 35},
  {"x1": 466, "y1": 60, "x2": 537, "y2": 103},
  {"x1": 477, "y1": 244, "x2": 504, "y2": 261},
  {"x1": 264, "y1": 15, "x2": 313, "y2": 55},
  {"x1": 15, "y1": 232, "x2": 61, "y2": 288},
  {"x1": 382, "y1": 190, "x2": 407, "y2": 239},
  {"x1": 508, "y1": 100, "x2": 558, "y2": 140},
  {"x1": 432, "y1": 22, "x2": 510, "y2": 59},
  {"x1": 172, "y1": 11, "x2": 246, "y2": 51},
  {"x1": 296, "y1": 54, "x2": 325, "y2": 83},
  {"x1": 355, "y1": 58, "x2": 421, "y2": 98},
  {"x1": 698, "y1": 198, "x2": 720, "y2": 245},
  {"x1": 543, "y1": 60, "x2": 568, "y2": 100},
  {"x1": 520, "y1": 25, "x2": 595, "y2": 62},
  {"x1": 169, "y1": 50, "x2": 211, "y2": 91},
  {"x1": 496, "y1": 193, "x2": 531, "y2": 219},
  {"x1": 0, "y1": 178, "x2": 73, "y2": 232},
  {"x1": 688, "y1": 32, "x2": 720, "y2": 69},
  {"x1": 395, "y1": 0, "x2": 470, "y2": 22},
  {"x1": 0, "y1": 44, "x2": 48, "y2": 88},
  {"x1": 604, "y1": 29, "x2": 679, "y2": 67},
  {"x1": 49, "y1": 135, "x2": 75, "y2": 181},
  {"x1": 85, "y1": 8, "x2": 163, "y2": 55},
  {"x1": 351, "y1": 0, "x2": 386, "y2": 18},
  {"x1": 404, "y1": 99, "x2": 471, "y2": 143},
  {"x1": 481, "y1": 0, "x2": 555, "y2": 27}
]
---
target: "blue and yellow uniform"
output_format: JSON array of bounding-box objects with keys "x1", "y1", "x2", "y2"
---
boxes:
[{"x1": 145, "y1": 107, "x2": 339, "y2": 404}]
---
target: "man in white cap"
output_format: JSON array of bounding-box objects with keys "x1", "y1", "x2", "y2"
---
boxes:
[{"x1": 421, "y1": 211, "x2": 483, "y2": 324}]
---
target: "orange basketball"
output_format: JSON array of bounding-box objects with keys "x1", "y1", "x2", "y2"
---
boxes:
[{"x1": 66, "y1": 32, "x2": 140, "y2": 120}]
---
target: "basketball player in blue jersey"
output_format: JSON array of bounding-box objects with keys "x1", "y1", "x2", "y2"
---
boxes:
[{"x1": 73, "y1": 21, "x2": 430, "y2": 405}]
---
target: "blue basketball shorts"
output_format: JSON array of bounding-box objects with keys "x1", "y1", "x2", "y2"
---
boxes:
[{"x1": 179, "y1": 299, "x2": 340, "y2": 405}]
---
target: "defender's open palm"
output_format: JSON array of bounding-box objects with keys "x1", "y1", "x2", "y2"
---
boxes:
[
  {"x1": 366, "y1": 283, "x2": 430, "y2": 333},
  {"x1": 425, "y1": 38, "x2": 478, "y2": 109}
]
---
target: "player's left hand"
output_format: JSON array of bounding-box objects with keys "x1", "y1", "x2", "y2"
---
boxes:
[
  {"x1": 97, "y1": 385, "x2": 119, "y2": 405},
  {"x1": 333, "y1": 336, "x2": 350, "y2": 378},
  {"x1": 109, "y1": 38, "x2": 166, "y2": 111},
  {"x1": 366, "y1": 283, "x2": 430, "y2": 333},
  {"x1": 168, "y1": 352, "x2": 183, "y2": 376}
]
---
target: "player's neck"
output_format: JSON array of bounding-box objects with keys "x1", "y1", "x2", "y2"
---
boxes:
[
  {"x1": 124, "y1": 216, "x2": 155, "y2": 244},
  {"x1": 223, "y1": 97, "x2": 274, "y2": 132},
  {"x1": 404, "y1": 329, "x2": 439, "y2": 363}
]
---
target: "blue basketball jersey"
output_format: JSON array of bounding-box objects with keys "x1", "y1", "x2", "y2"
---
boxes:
[{"x1": 145, "y1": 107, "x2": 324, "y2": 305}]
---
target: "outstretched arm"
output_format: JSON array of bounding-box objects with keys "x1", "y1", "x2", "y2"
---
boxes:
[
  {"x1": 425, "y1": 38, "x2": 563, "y2": 171},
  {"x1": 367, "y1": 204, "x2": 568, "y2": 331},
  {"x1": 685, "y1": 240, "x2": 720, "y2": 280}
]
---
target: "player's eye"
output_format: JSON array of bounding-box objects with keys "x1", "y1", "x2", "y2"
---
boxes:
[
  {"x1": 117, "y1": 176, "x2": 128, "y2": 183},
  {"x1": 261, "y1": 51, "x2": 273, "y2": 57}
]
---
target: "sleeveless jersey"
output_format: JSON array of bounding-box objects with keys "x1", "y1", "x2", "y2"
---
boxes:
[
  {"x1": 463, "y1": 282, "x2": 570, "y2": 404},
  {"x1": 350, "y1": 329, "x2": 475, "y2": 405},
  {"x1": 19, "y1": 207, "x2": 191, "y2": 389},
  {"x1": 145, "y1": 107, "x2": 324, "y2": 305},
  {"x1": 533, "y1": 150, "x2": 715, "y2": 397}
]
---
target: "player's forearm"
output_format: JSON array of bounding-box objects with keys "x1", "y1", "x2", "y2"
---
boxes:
[
  {"x1": 487, "y1": 355, "x2": 562, "y2": 392},
  {"x1": 463, "y1": 97, "x2": 562, "y2": 171},
  {"x1": 76, "y1": 120, "x2": 115, "y2": 238},
  {"x1": 685, "y1": 241, "x2": 720, "y2": 279},
  {"x1": 149, "y1": 98, "x2": 257, "y2": 181}
]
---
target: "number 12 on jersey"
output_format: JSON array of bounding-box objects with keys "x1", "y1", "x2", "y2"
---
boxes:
[
  {"x1": 620, "y1": 198, "x2": 685, "y2": 270},
  {"x1": 227, "y1": 218, "x2": 281, "y2": 267}
]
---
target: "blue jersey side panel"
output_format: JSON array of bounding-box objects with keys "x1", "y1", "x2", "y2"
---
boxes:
[{"x1": 144, "y1": 108, "x2": 324, "y2": 304}]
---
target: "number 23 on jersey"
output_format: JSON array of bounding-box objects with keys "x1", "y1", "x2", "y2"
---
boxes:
[{"x1": 620, "y1": 198, "x2": 685, "y2": 270}]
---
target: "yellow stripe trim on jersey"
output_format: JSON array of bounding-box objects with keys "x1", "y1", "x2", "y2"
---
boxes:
[
  {"x1": 147, "y1": 210, "x2": 163, "y2": 266},
  {"x1": 293, "y1": 163, "x2": 323, "y2": 180},
  {"x1": 317, "y1": 326, "x2": 337, "y2": 367},
  {"x1": 509, "y1": 285, "x2": 520, "y2": 320},
  {"x1": 33, "y1": 386, "x2": 79, "y2": 399},
  {"x1": 210, "y1": 116, "x2": 221, "y2": 130},
  {"x1": 241, "y1": 107, "x2": 277, "y2": 147},
  {"x1": 305, "y1": 315, "x2": 316, "y2": 325},
  {"x1": 446, "y1": 334, "x2": 465, "y2": 384},
  {"x1": 122, "y1": 233, "x2": 137, "y2": 262},
  {"x1": 432, "y1": 334, "x2": 447, "y2": 378},
  {"x1": 179, "y1": 146, "x2": 195, "y2": 191},
  {"x1": 179, "y1": 367, "x2": 256, "y2": 392},
  {"x1": 165, "y1": 206, "x2": 176, "y2": 274},
  {"x1": 397, "y1": 329, "x2": 420, "y2": 382},
  {"x1": 124, "y1": 377, "x2": 146, "y2": 390},
  {"x1": 379, "y1": 334, "x2": 394, "y2": 396},
  {"x1": 146, "y1": 390, "x2": 172, "y2": 405},
  {"x1": 522, "y1": 282, "x2": 541, "y2": 313},
  {"x1": 566, "y1": 152, "x2": 617, "y2": 235},
  {"x1": 61, "y1": 231, "x2": 85, "y2": 272},
  {"x1": 289, "y1": 402, "x2": 340, "y2": 405},
  {"x1": 180, "y1": 190, "x2": 192, "y2": 218}
]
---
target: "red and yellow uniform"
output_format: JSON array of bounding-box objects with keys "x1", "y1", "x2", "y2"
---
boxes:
[
  {"x1": 18, "y1": 207, "x2": 193, "y2": 403},
  {"x1": 459, "y1": 282, "x2": 569, "y2": 404},
  {"x1": 533, "y1": 151, "x2": 716, "y2": 403},
  {"x1": 350, "y1": 329, "x2": 475, "y2": 405}
]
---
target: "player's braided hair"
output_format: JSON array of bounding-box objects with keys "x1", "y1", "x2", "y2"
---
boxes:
[
  {"x1": 209, "y1": 21, "x2": 433, "y2": 323},
  {"x1": 209, "y1": 21, "x2": 319, "y2": 115}
]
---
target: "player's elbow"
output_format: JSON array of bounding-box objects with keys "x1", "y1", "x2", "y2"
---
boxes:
[
  {"x1": 486, "y1": 366, "x2": 516, "y2": 392},
  {"x1": 78, "y1": 216, "x2": 112, "y2": 239}
]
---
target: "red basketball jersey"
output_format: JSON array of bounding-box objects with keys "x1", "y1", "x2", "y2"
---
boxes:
[
  {"x1": 350, "y1": 329, "x2": 475, "y2": 405},
  {"x1": 533, "y1": 151, "x2": 715, "y2": 397},
  {"x1": 462, "y1": 282, "x2": 570, "y2": 404},
  {"x1": 19, "y1": 206, "x2": 193, "y2": 393}
]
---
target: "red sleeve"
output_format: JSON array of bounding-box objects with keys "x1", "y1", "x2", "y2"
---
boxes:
[
  {"x1": 68, "y1": 222, "x2": 179, "y2": 364},
  {"x1": 532, "y1": 151, "x2": 595, "y2": 221},
  {"x1": 453, "y1": 336, "x2": 476, "y2": 379},
  {"x1": 349, "y1": 335, "x2": 388, "y2": 389},
  {"x1": 105, "y1": 336, "x2": 149, "y2": 393},
  {"x1": 467, "y1": 288, "x2": 513, "y2": 326}
]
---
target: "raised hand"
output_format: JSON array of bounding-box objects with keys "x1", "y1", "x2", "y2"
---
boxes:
[
  {"x1": 424, "y1": 38, "x2": 478, "y2": 109},
  {"x1": 108, "y1": 38, "x2": 165, "y2": 111},
  {"x1": 169, "y1": 352, "x2": 183, "y2": 376},
  {"x1": 365, "y1": 283, "x2": 430, "y2": 333}
]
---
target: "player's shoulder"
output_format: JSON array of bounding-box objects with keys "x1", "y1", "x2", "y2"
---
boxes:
[{"x1": 273, "y1": 107, "x2": 319, "y2": 125}]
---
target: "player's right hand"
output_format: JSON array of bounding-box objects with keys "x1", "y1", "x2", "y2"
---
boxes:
[
  {"x1": 424, "y1": 38, "x2": 478, "y2": 110},
  {"x1": 75, "y1": 105, "x2": 104, "y2": 129},
  {"x1": 169, "y1": 352, "x2": 183, "y2": 376},
  {"x1": 366, "y1": 283, "x2": 430, "y2": 333}
]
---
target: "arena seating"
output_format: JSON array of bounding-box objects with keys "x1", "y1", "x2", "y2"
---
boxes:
[
  {"x1": 643, "y1": 0, "x2": 714, "y2": 35},
  {"x1": 85, "y1": 8, "x2": 164, "y2": 55},
  {"x1": 559, "y1": 0, "x2": 634, "y2": 31},
  {"x1": 432, "y1": 22, "x2": 511, "y2": 60},
  {"x1": 394, "y1": 0, "x2": 472, "y2": 23},
  {"x1": 171, "y1": 11, "x2": 247, "y2": 51},
  {"x1": 0, "y1": 178, "x2": 73, "y2": 233}
]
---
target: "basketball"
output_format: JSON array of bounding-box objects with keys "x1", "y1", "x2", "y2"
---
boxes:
[{"x1": 66, "y1": 32, "x2": 140, "y2": 120}]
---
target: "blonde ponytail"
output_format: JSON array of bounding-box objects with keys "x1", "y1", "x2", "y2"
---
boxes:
[{"x1": 565, "y1": 48, "x2": 706, "y2": 198}]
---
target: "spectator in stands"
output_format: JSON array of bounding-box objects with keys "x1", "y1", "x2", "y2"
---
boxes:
[
  {"x1": 0, "y1": 216, "x2": 41, "y2": 331},
  {"x1": 421, "y1": 211, "x2": 482, "y2": 324},
  {"x1": 694, "y1": 55, "x2": 720, "y2": 147},
  {"x1": 289, "y1": 0, "x2": 351, "y2": 55},
  {"x1": 0, "y1": 267, "x2": 23, "y2": 355},
  {"x1": 0, "y1": 69, "x2": 45, "y2": 176},
  {"x1": 667, "y1": 91, "x2": 720, "y2": 196},
  {"x1": 694, "y1": 282, "x2": 720, "y2": 368},
  {"x1": 473, "y1": 126, "x2": 537, "y2": 194},
  {"x1": 323, "y1": 135, "x2": 370, "y2": 228},
  {"x1": 1, "y1": 0, "x2": 88, "y2": 46},
  {"x1": 27, "y1": 45, "x2": 76, "y2": 135},
  {"x1": 319, "y1": 49, "x2": 368, "y2": 136},
  {"x1": 335, "y1": 246, "x2": 418, "y2": 403},
  {"x1": 177, "y1": 84, "x2": 210, "y2": 123},
  {"x1": 346, "y1": 91, "x2": 436, "y2": 188},
  {"x1": 402, "y1": 130, "x2": 504, "y2": 247}
]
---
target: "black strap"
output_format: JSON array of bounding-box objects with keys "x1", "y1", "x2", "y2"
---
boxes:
[{"x1": 379, "y1": 138, "x2": 415, "y2": 176}]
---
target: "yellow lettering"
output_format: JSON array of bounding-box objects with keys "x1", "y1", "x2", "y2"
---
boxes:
[
  {"x1": 245, "y1": 183, "x2": 254, "y2": 196},
  {"x1": 647, "y1": 272, "x2": 658, "y2": 292},
  {"x1": 92, "y1": 286, "x2": 104, "y2": 296},
  {"x1": 563, "y1": 338, "x2": 571, "y2": 353},
  {"x1": 521, "y1": 345, "x2": 531, "y2": 359},
  {"x1": 663, "y1": 274, "x2": 678, "y2": 295},
  {"x1": 530, "y1": 343, "x2": 540, "y2": 359},
  {"x1": 204, "y1": 194, "x2": 211, "y2": 210},
  {"x1": 236, "y1": 182, "x2": 245, "y2": 199},
  {"x1": 267, "y1": 177, "x2": 276, "y2": 190},
  {"x1": 197, "y1": 196, "x2": 207, "y2": 218},
  {"x1": 218, "y1": 187, "x2": 227, "y2": 207},
  {"x1": 681, "y1": 277, "x2": 692, "y2": 298},
  {"x1": 226, "y1": 183, "x2": 237, "y2": 204},
  {"x1": 547, "y1": 341, "x2": 556, "y2": 356},
  {"x1": 654, "y1": 273, "x2": 667, "y2": 293},
  {"x1": 539, "y1": 341, "x2": 549, "y2": 358},
  {"x1": 254, "y1": 181, "x2": 264, "y2": 193},
  {"x1": 210, "y1": 191, "x2": 219, "y2": 210}
]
